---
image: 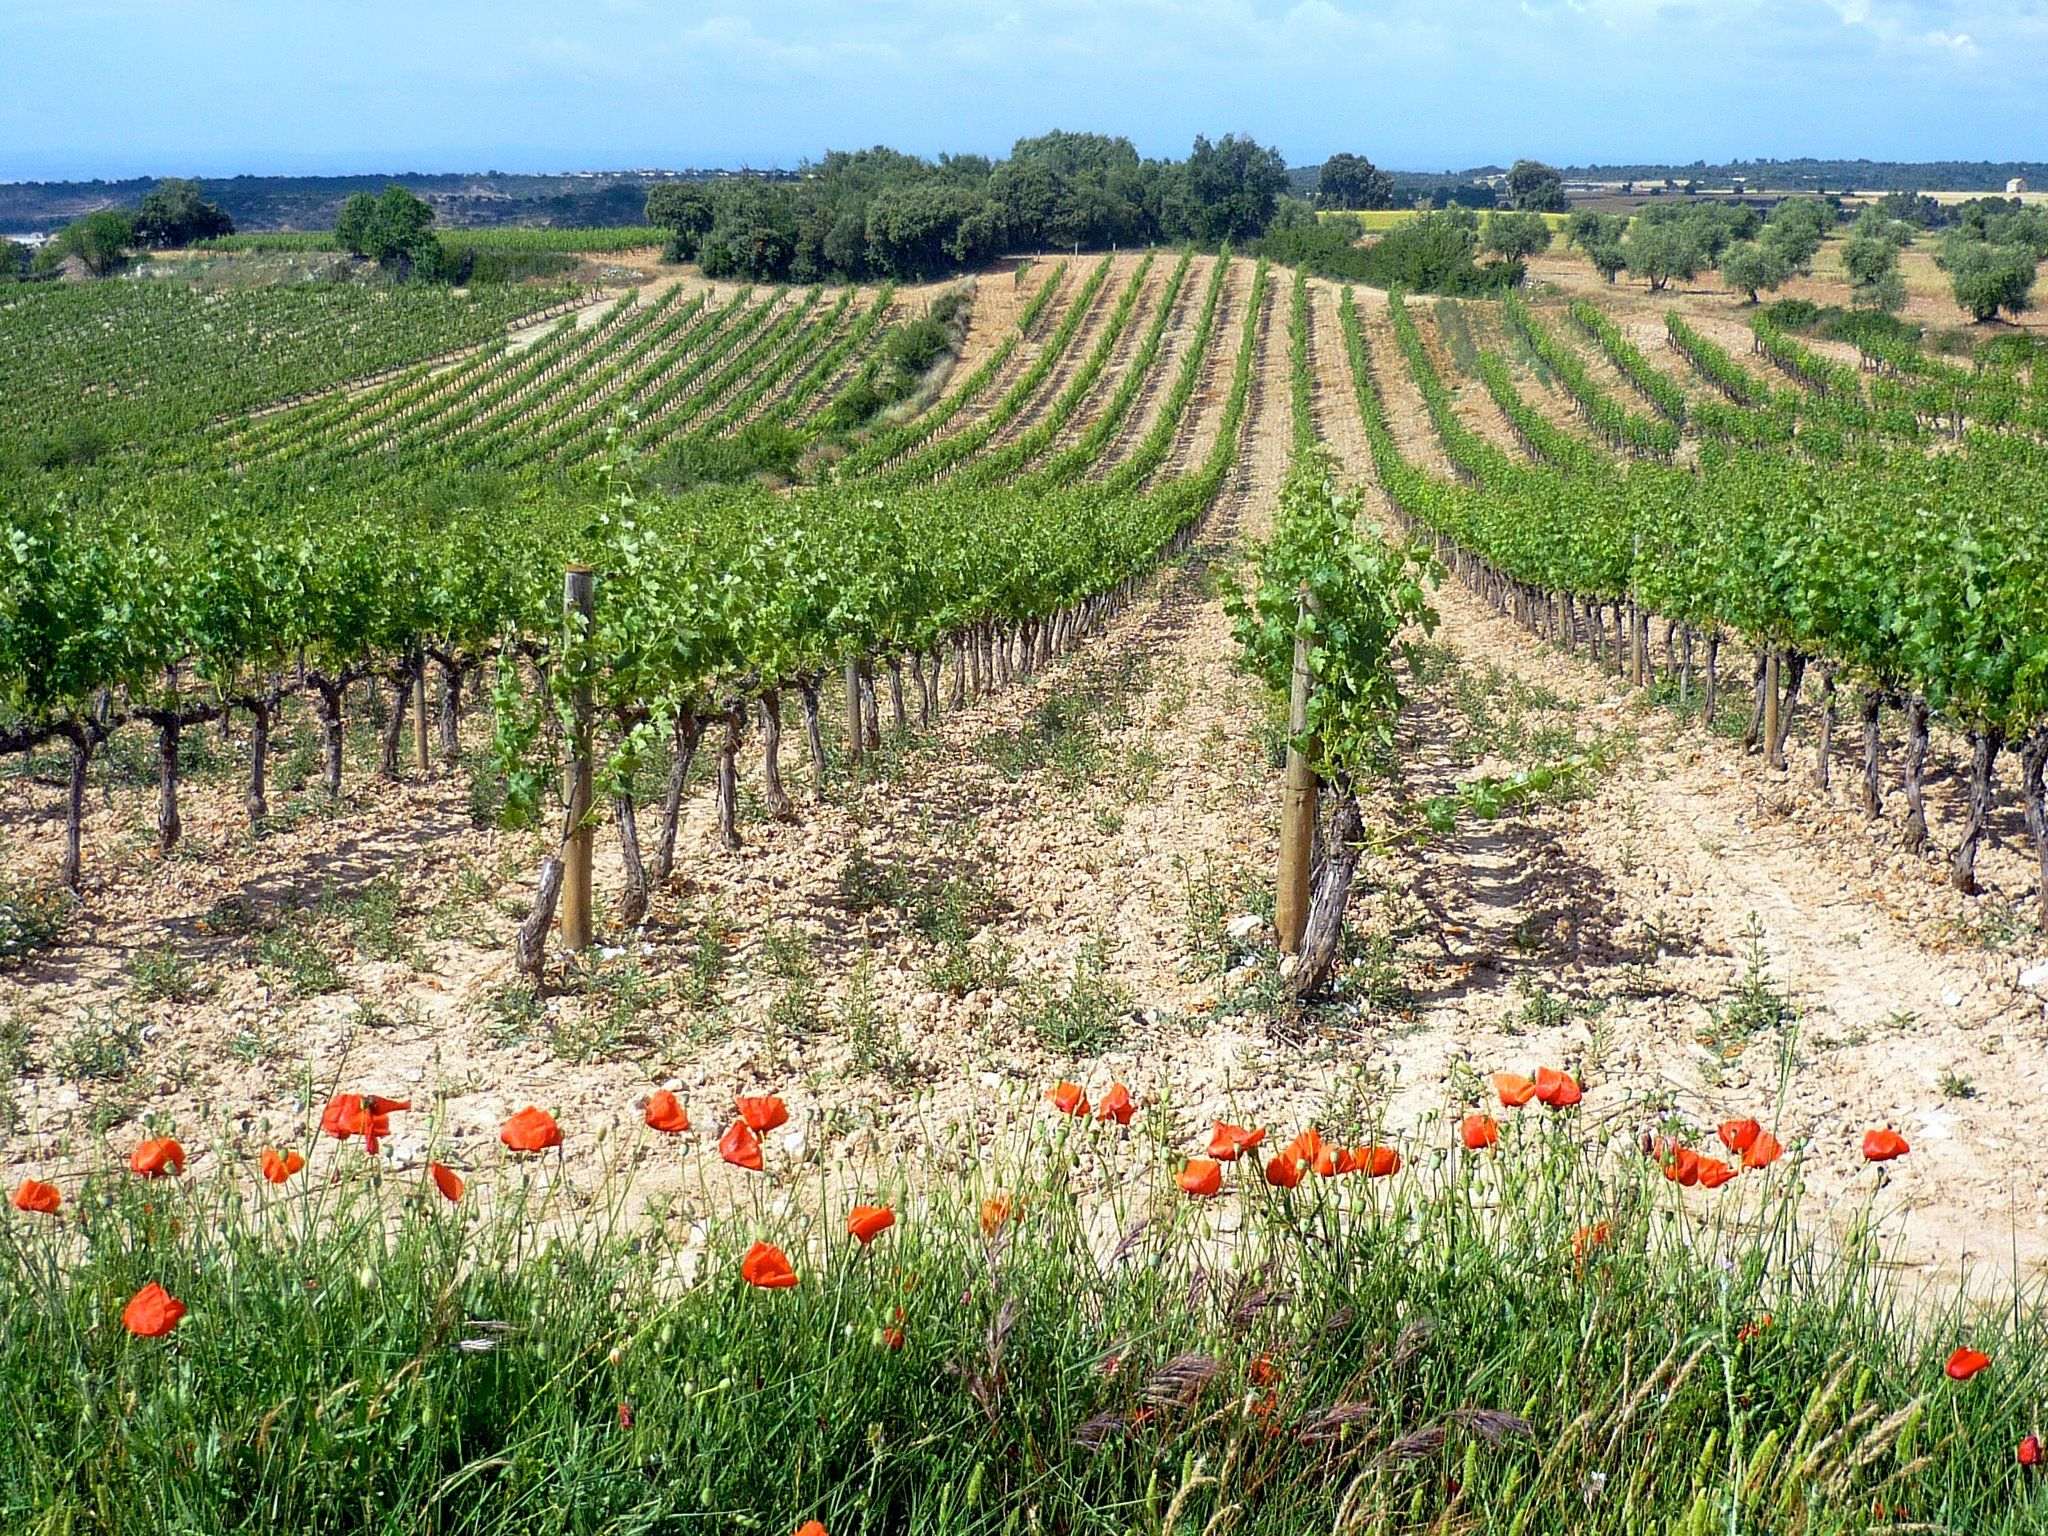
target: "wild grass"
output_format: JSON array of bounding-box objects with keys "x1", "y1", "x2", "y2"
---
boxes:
[{"x1": 5, "y1": 1107, "x2": 2047, "y2": 1532}]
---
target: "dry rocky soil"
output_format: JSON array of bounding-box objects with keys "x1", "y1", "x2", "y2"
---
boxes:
[{"x1": 4, "y1": 255, "x2": 2046, "y2": 1295}]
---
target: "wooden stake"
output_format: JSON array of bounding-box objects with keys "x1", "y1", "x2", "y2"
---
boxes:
[
  {"x1": 844, "y1": 657, "x2": 863, "y2": 768},
  {"x1": 1762, "y1": 649, "x2": 1781, "y2": 773},
  {"x1": 560, "y1": 567, "x2": 596, "y2": 953},
  {"x1": 412, "y1": 659, "x2": 431, "y2": 775},
  {"x1": 1276, "y1": 588, "x2": 1317, "y2": 956}
]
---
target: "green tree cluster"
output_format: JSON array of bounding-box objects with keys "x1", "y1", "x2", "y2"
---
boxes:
[
  {"x1": 1316, "y1": 153, "x2": 1395, "y2": 211},
  {"x1": 335, "y1": 186, "x2": 443, "y2": 279},
  {"x1": 131, "y1": 179, "x2": 234, "y2": 248},
  {"x1": 35, "y1": 212, "x2": 136, "y2": 277},
  {"x1": 1506, "y1": 160, "x2": 1569, "y2": 213},
  {"x1": 1940, "y1": 236, "x2": 2038, "y2": 322},
  {"x1": 643, "y1": 132, "x2": 1290, "y2": 284}
]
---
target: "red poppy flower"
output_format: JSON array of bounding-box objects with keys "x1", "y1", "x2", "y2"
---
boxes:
[
  {"x1": 2020, "y1": 1434, "x2": 2042, "y2": 1467},
  {"x1": 847, "y1": 1204, "x2": 896, "y2": 1244},
  {"x1": 1095, "y1": 1083, "x2": 1135, "y2": 1125},
  {"x1": 737, "y1": 1095, "x2": 789, "y2": 1133},
  {"x1": 1695, "y1": 1156, "x2": 1738, "y2": 1189},
  {"x1": 1314, "y1": 1143, "x2": 1343, "y2": 1178},
  {"x1": 1460, "y1": 1113, "x2": 1500, "y2": 1150},
  {"x1": 1492, "y1": 1072, "x2": 1537, "y2": 1108},
  {"x1": 718, "y1": 1120, "x2": 764, "y2": 1171},
  {"x1": 1863, "y1": 1129, "x2": 1910, "y2": 1163},
  {"x1": 1263, "y1": 1152, "x2": 1304, "y2": 1189},
  {"x1": 320, "y1": 1094, "x2": 408, "y2": 1156},
  {"x1": 1718, "y1": 1118, "x2": 1762, "y2": 1156},
  {"x1": 130, "y1": 1137, "x2": 186, "y2": 1178},
  {"x1": 1737, "y1": 1314, "x2": 1774, "y2": 1343},
  {"x1": 979, "y1": 1195, "x2": 1014, "y2": 1235},
  {"x1": 1179, "y1": 1158, "x2": 1223, "y2": 1197},
  {"x1": 1356, "y1": 1146, "x2": 1401, "y2": 1178},
  {"x1": 1742, "y1": 1131, "x2": 1783, "y2": 1170},
  {"x1": 794, "y1": 1523, "x2": 828, "y2": 1536},
  {"x1": 1207, "y1": 1122, "x2": 1266, "y2": 1161},
  {"x1": 881, "y1": 1326, "x2": 906, "y2": 1352},
  {"x1": 11, "y1": 1178, "x2": 61, "y2": 1214},
  {"x1": 1283, "y1": 1128, "x2": 1324, "y2": 1167},
  {"x1": 644, "y1": 1090, "x2": 690, "y2": 1134},
  {"x1": 122, "y1": 1281, "x2": 187, "y2": 1338},
  {"x1": 741, "y1": 1241, "x2": 798, "y2": 1289},
  {"x1": 1533, "y1": 1066, "x2": 1582, "y2": 1108},
  {"x1": 429, "y1": 1162, "x2": 465, "y2": 1203},
  {"x1": 1572, "y1": 1222, "x2": 1611, "y2": 1260},
  {"x1": 616, "y1": 1400, "x2": 632, "y2": 1429},
  {"x1": 500, "y1": 1106, "x2": 563, "y2": 1153},
  {"x1": 259, "y1": 1147, "x2": 305, "y2": 1185},
  {"x1": 1046, "y1": 1082, "x2": 1089, "y2": 1117},
  {"x1": 1661, "y1": 1146, "x2": 1701, "y2": 1187},
  {"x1": 1946, "y1": 1347, "x2": 1991, "y2": 1381}
]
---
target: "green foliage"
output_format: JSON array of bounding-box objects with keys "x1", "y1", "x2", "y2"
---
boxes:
[
  {"x1": 38, "y1": 210, "x2": 135, "y2": 276},
  {"x1": 1942, "y1": 238, "x2": 2038, "y2": 322},
  {"x1": 131, "y1": 178, "x2": 234, "y2": 248},
  {"x1": 1718, "y1": 240, "x2": 1792, "y2": 303},
  {"x1": 1481, "y1": 210, "x2": 1553, "y2": 264},
  {"x1": 1621, "y1": 220, "x2": 1706, "y2": 292},
  {"x1": 644, "y1": 182, "x2": 715, "y2": 259},
  {"x1": 1317, "y1": 151, "x2": 1395, "y2": 211},
  {"x1": 1761, "y1": 197, "x2": 1833, "y2": 270},
  {"x1": 0, "y1": 878, "x2": 71, "y2": 966},
  {"x1": 1230, "y1": 449, "x2": 1439, "y2": 782},
  {"x1": 1842, "y1": 233, "x2": 1906, "y2": 313},
  {"x1": 1261, "y1": 208, "x2": 1518, "y2": 296},
  {"x1": 335, "y1": 185, "x2": 441, "y2": 278},
  {"x1": 1505, "y1": 158, "x2": 1568, "y2": 212}
]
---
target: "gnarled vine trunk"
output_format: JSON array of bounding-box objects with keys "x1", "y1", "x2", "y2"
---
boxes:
[
  {"x1": 795, "y1": 678, "x2": 827, "y2": 795},
  {"x1": 1860, "y1": 691, "x2": 1885, "y2": 818},
  {"x1": 652, "y1": 708, "x2": 703, "y2": 885},
  {"x1": 1902, "y1": 697, "x2": 1932, "y2": 854},
  {"x1": 715, "y1": 706, "x2": 744, "y2": 851},
  {"x1": 760, "y1": 689, "x2": 795, "y2": 822},
  {"x1": 1290, "y1": 789, "x2": 1364, "y2": 1002},
  {"x1": 1949, "y1": 727, "x2": 2002, "y2": 894}
]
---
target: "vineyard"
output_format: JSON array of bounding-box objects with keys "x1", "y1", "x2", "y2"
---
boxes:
[{"x1": 5, "y1": 239, "x2": 2048, "y2": 1531}]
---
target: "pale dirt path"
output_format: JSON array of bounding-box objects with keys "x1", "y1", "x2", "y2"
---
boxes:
[{"x1": 1308, "y1": 273, "x2": 2048, "y2": 1286}]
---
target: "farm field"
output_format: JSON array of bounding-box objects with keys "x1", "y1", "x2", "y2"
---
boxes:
[{"x1": 4, "y1": 238, "x2": 2048, "y2": 1532}]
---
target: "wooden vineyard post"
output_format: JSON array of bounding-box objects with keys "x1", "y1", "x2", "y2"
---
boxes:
[
  {"x1": 1276, "y1": 589, "x2": 1317, "y2": 955},
  {"x1": 1762, "y1": 649, "x2": 1782, "y2": 771},
  {"x1": 843, "y1": 657, "x2": 864, "y2": 769},
  {"x1": 561, "y1": 567, "x2": 596, "y2": 954},
  {"x1": 412, "y1": 660, "x2": 431, "y2": 775}
]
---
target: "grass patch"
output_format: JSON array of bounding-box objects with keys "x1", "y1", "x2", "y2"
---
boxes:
[
  {"x1": 1015, "y1": 938, "x2": 1132, "y2": 1055},
  {"x1": 4, "y1": 1115, "x2": 2046, "y2": 1532}
]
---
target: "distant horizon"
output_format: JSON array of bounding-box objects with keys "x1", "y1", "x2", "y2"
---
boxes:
[
  {"x1": 6, "y1": 152, "x2": 2045, "y2": 191},
  {"x1": 6, "y1": 1, "x2": 2045, "y2": 186}
]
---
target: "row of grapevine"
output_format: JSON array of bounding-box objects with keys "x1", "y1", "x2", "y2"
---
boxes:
[
  {"x1": 1568, "y1": 301, "x2": 1688, "y2": 424},
  {"x1": 1499, "y1": 295, "x2": 1680, "y2": 460},
  {"x1": 1343, "y1": 289, "x2": 2048, "y2": 916},
  {"x1": 0, "y1": 281, "x2": 573, "y2": 465},
  {"x1": 831, "y1": 261, "x2": 1071, "y2": 479},
  {"x1": 1015, "y1": 253, "x2": 1199, "y2": 493},
  {"x1": 943, "y1": 255, "x2": 1164, "y2": 489},
  {"x1": 873, "y1": 258, "x2": 1121, "y2": 487},
  {"x1": 0, "y1": 261, "x2": 1275, "y2": 953}
]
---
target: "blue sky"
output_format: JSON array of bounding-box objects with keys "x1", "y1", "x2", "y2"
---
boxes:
[{"x1": 4, "y1": 0, "x2": 2044, "y2": 181}]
